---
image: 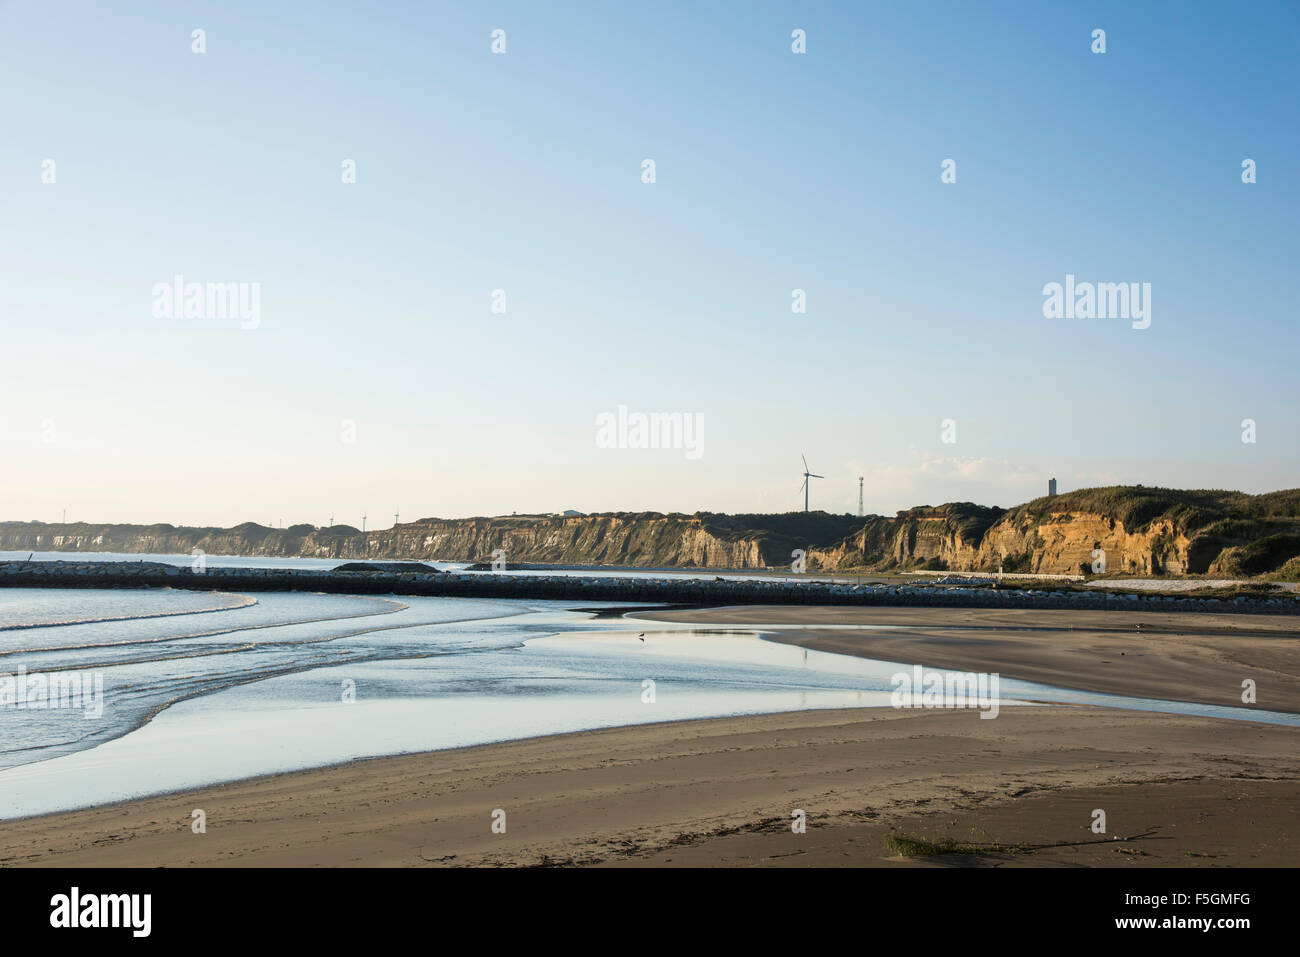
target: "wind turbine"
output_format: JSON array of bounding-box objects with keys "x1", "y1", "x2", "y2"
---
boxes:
[{"x1": 799, "y1": 454, "x2": 823, "y2": 512}]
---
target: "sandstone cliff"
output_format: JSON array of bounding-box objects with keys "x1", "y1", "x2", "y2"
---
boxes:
[
  {"x1": 0, "y1": 512, "x2": 862, "y2": 570},
  {"x1": 967, "y1": 488, "x2": 1300, "y2": 576},
  {"x1": 806, "y1": 504, "x2": 1000, "y2": 572},
  {"x1": 5, "y1": 487, "x2": 1298, "y2": 578},
  {"x1": 810, "y1": 487, "x2": 1300, "y2": 577}
]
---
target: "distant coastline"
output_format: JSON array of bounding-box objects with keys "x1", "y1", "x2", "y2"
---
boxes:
[{"x1": 4, "y1": 485, "x2": 1299, "y2": 580}]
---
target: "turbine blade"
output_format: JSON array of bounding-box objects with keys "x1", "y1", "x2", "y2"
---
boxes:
[
  {"x1": 810, "y1": 473, "x2": 824, "y2": 479},
  {"x1": 802, "y1": 453, "x2": 809, "y2": 472}
]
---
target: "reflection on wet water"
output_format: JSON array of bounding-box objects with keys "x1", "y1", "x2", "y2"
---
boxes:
[{"x1": 0, "y1": 587, "x2": 1293, "y2": 819}]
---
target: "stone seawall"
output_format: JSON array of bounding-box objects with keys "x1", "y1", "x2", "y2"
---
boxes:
[{"x1": 2, "y1": 561, "x2": 1297, "y2": 616}]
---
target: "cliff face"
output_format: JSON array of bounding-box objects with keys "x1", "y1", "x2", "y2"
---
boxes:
[
  {"x1": 970, "y1": 513, "x2": 1192, "y2": 575},
  {"x1": 806, "y1": 505, "x2": 998, "y2": 572},
  {"x1": 379, "y1": 514, "x2": 774, "y2": 567},
  {"x1": 808, "y1": 487, "x2": 1300, "y2": 577},
  {"x1": 0, "y1": 513, "x2": 856, "y2": 569},
  {"x1": 0, "y1": 521, "x2": 367, "y2": 561},
  {"x1": 963, "y1": 488, "x2": 1300, "y2": 577},
  {"x1": 5, "y1": 487, "x2": 1298, "y2": 577}
]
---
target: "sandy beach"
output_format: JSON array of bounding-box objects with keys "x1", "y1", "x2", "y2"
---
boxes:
[
  {"x1": 0, "y1": 706, "x2": 1294, "y2": 867},
  {"x1": 2, "y1": 603, "x2": 1296, "y2": 868}
]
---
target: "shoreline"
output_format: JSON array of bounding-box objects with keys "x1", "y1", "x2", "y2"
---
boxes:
[
  {"x1": 1, "y1": 600, "x2": 1297, "y2": 865},
  {"x1": 2, "y1": 706, "x2": 1294, "y2": 867},
  {"x1": 3, "y1": 559, "x2": 1298, "y2": 614},
  {"x1": 634, "y1": 605, "x2": 1300, "y2": 716}
]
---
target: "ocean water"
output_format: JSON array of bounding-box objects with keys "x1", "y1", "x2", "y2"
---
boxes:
[
  {"x1": 0, "y1": 586, "x2": 1294, "y2": 820},
  {"x1": 0, "y1": 550, "x2": 847, "y2": 582},
  {"x1": 0, "y1": 587, "x2": 892, "y2": 817}
]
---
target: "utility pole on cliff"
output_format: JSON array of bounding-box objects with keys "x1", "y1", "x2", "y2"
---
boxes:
[{"x1": 362, "y1": 514, "x2": 366, "y2": 533}]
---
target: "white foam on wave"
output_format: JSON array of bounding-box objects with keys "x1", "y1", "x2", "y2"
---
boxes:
[{"x1": 0, "y1": 588, "x2": 257, "y2": 631}]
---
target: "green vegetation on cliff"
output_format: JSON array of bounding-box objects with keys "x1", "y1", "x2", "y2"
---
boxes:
[
  {"x1": 1010, "y1": 486, "x2": 1300, "y2": 535},
  {"x1": 995, "y1": 487, "x2": 1300, "y2": 576},
  {"x1": 696, "y1": 512, "x2": 867, "y2": 565},
  {"x1": 4, "y1": 487, "x2": 1298, "y2": 577}
]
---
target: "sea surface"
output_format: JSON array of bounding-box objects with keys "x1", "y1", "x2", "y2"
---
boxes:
[
  {"x1": 0, "y1": 549, "x2": 845, "y2": 581},
  {"x1": 1, "y1": 571, "x2": 1294, "y2": 820}
]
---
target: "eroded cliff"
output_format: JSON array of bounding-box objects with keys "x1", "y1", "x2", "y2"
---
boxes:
[
  {"x1": 0, "y1": 512, "x2": 861, "y2": 570},
  {"x1": 5, "y1": 486, "x2": 1298, "y2": 577},
  {"x1": 810, "y1": 487, "x2": 1300, "y2": 577}
]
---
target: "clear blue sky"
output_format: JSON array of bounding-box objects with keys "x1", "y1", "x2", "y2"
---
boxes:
[{"x1": 2, "y1": 1, "x2": 1296, "y2": 527}]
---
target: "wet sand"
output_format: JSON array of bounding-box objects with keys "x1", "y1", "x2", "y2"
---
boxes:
[
  {"x1": 2, "y1": 604, "x2": 1295, "y2": 867},
  {"x1": 634, "y1": 605, "x2": 1300, "y2": 713},
  {"x1": 1, "y1": 706, "x2": 1294, "y2": 867}
]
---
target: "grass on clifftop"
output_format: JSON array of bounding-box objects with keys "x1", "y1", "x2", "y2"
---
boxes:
[
  {"x1": 697, "y1": 511, "x2": 868, "y2": 563},
  {"x1": 1010, "y1": 486, "x2": 1300, "y2": 535}
]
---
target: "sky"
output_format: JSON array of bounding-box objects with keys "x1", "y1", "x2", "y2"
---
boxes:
[{"x1": 1, "y1": 0, "x2": 1296, "y2": 528}]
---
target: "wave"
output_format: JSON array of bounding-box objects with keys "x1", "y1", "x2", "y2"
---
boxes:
[
  {"x1": 0, "y1": 594, "x2": 407, "y2": 660},
  {"x1": 0, "y1": 596, "x2": 540, "y2": 772},
  {"x1": 0, "y1": 590, "x2": 257, "y2": 631},
  {"x1": 4, "y1": 599, "x2": 538, "y2": 676}
]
